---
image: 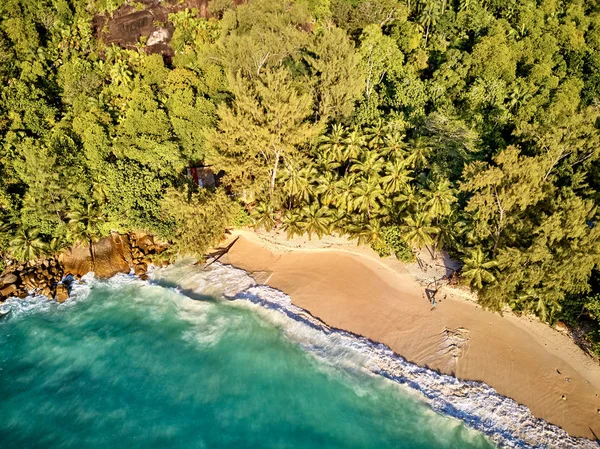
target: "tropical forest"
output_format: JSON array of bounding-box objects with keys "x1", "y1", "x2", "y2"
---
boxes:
[{"x1": 1, "y1": 0, "x2": 600, "y2": 354}]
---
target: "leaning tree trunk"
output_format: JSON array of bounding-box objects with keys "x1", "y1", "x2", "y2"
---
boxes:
[
  {"x1": 88, "y1": 238, "x2": 96, "y2": 273},
  {"x1": 269, "y1": 150, "x2": 280, "y2": 201}
]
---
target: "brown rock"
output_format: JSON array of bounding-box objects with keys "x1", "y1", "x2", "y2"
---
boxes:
[
  {"x1": 136, "y1": 235, "x2": 155, "y2": 254},
  {"x1": 60, "y1": 232, "x2": 132, "y2": 279},
  {"x1": 55, "y1": 284, "x2": 69, "y2": 303},
  {"x1": 134, "y1": 262, "x2": 148, "y2": 277},
  {"x1": 0, "y1": 273, "x2": 18, "y2": 286},
  {"x1": 41, "y1": 287, "x2": 52, "y2": 297},
  {"x1": 0, "y1": 284, "x2": 17, "y2": 297},
  {"x1": 554, "y1": 321, "x2": 569, "y2": 334}
]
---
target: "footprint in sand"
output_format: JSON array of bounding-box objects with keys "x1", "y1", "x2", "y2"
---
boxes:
[{"x1": 436, "y1": 327, "x2": 470, "y2": 370}]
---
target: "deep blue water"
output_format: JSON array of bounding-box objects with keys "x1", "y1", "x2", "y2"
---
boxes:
[{"x1": 0, "y1": 270, "x2": 494, "y2": 449}]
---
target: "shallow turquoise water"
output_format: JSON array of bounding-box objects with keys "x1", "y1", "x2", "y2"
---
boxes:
[{"x1": 0, "y1": 274, "x2": 494, "y2": 449}]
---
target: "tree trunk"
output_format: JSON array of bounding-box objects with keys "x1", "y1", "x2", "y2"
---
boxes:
[
  {"x1": 89, "y1": 238, "x2": 96, "y2": 273},
  {"x1": 426, "y1": 244, "x2": 435, "y2": 260},
  {"x1": 270, "y1": 150, "x2": 280, "y2": 201}
]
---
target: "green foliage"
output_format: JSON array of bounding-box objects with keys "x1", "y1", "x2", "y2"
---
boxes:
[
  {"x1": 372, "y1": 225, "x2": 414, "y2": 262},
  {"x1": 160, "y1": 187, "x2": 236, "y2": 258},
  {"x1": 230, "y1": 202, "x2": 253, "y2": 228},
  {"x1": 2, "y1": 0, "x2": 600, "y2": 349}
]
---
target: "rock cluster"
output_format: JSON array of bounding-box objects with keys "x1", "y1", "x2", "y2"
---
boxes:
[
  {"x1": 128, "y1": 232, "x2": 169, "y2": 280},
  {"x1": 0, "y1": 232, "x2": 170, "y2": 304},
  {"x1": 0, "y1": 257, "x2": 64, "y2": 301}
]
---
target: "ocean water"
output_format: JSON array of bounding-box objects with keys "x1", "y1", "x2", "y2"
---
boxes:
[{"x1": 0, "y1": 263, "x2": 593, "y2": 449}]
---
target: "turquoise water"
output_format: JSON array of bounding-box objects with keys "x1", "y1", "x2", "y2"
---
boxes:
[{"x1": 0, "y1": 271, "x2": 496, "y2": 449}]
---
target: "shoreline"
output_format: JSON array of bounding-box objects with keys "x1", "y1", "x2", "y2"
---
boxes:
[
  {"x1": 5, "y1": 262, "x2": 590, "y2": 448},
  {"x1": 220, "y1": 229, "x2": 600, "y2": 440}
]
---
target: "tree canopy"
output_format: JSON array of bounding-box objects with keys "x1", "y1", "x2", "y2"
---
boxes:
[{"x1": 1, "y1": 0, "x2": 600, "y2": 354}]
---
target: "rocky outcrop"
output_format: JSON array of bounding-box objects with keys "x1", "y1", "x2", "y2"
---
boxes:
[
  {"x1": 129, "y1": 232, "x2": 169, "y2": 280},
  {"x1": 60, "y1": 233, "x2": 133, "y2": 279},
  {"x1": 0, "y1": 232, "x2": 170, "y2": 303},
  {"x1": 54, "y1": 284, "x2": 69, "y2": 303},
  {"x1": 0, "y1": 257, "x2": 64, "y2": 301}
]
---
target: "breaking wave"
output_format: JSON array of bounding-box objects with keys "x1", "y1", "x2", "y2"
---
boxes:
[
  {"x1": 1, "y1": 261, "x2": 596, "y2": 449},
  {"x1": 152, "y1": 262, "x2": 595, "y2": 449}
]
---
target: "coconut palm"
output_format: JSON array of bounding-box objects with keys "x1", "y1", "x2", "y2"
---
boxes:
[
  {"x1": 382, "y1": 159, "x2": 412, "y2": 195},
  {"x1": 394, "y1": 184, "x2": 421, "y2": 212},
  {"x1": 9, "y1": 228, "x2": 48, "y2": 262},
  {"x1": 512, "y1": 289, "x2": 561, "y2": 323},
  {"x1": 47, "y1": 236, "x2": 68, "y2": 256},
  {"x1": 461, "y1": 247, "x2": 498, "y2": 290},
  {"x1": 301, "y1": 203, "x2": 333, "y2": 239},
  {"x1": 347, "y1": 219, "x2": 384, "y2": 247},
  {"x1": 343, "y1": 127, "x2": 366, "y2": 161},
  {"x1": 109, "y1": 59, "x2": 132, "y2": 87},
  {"x1": 419, "y1": 2, "x2": 441, "y2": 46},
  {"x1": 351, "y1": 177, "x2": 385, "y2": 217},
  {"x1": 382, "y1": 131, "x2": 407, "y2": 159},
  {"x1": 401, "y1": 212, "x2": 439, "y2": 257},
  {"x1": 251, "y1": 201, "x2": 277, "y2": 231},
  {"x1": 282, "y1": 209, "x2": 304, "y2": 239},
  {"x1": 281, "y1": 165, "x2": 315, "y2": 204},
  {"x1": 332, "y1": 175, "x2": 356, "y2": 212},
  {"x1": 314, "y1": 171, "x2": 339, "y2": 206},
  {"x1": 433, "y1": 211, "x2": 465, "y2": 253},
  {"x1": 67, "y1": 202, "x2": 104, "y2": 272},
  {"x1": 406, "y1": 136, "x2": 432, "y2": 169},
  {"x1": 350, "y1": 150, "x2": 385, "y2": 177},
  {"x1": 365, "y1": 119, "x2": 387, "y2": 150},
  {"x1": 318, "y1": 124, "x2": 347, "y2": 163},
  {"x1": 423, "y1": 179, "x2": 456, "y2": 219}
]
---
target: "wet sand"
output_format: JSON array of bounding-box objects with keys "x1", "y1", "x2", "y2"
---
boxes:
[{"x1": 221, "y1": 229, "x2": 600, "y2": 440}]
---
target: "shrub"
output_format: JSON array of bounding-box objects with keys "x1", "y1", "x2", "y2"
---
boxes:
[{"x1": 372, "y1": 225, "x2": 415, "y2": 262}]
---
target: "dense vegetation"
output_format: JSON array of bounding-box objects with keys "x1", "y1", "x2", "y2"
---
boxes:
[{"x1": 1, "y1": 0, "x2": 600, "y2": 352}]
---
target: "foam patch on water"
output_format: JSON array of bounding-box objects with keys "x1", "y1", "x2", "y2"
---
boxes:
[
  {"x1": 2, "y1": 262, "x2": 597, "y2": 449},
  {"x1": 174, "y1": 262, "x2": 595, "y2": 449}
]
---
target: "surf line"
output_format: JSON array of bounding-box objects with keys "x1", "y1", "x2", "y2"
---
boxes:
[{"x1": 229, "y1": 281, "x2": 595, "y2": 449}]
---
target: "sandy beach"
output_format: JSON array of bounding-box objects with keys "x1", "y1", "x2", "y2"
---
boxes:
[{"x1": 219, "y1": 229, "x2": 600, "y2": 440}]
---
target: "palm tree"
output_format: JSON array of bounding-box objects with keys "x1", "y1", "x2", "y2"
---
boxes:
[
  {"x1": 251, "y1": 202, "x2": 277, "y2": 232},
  {"x1": 350, "y1": 150, "x2": 385, "y2": 178},
  {"x1": 461, "y1": 248, "x2": 498, "y2": 290},
  {"x1": 419, "y1": 2, "x2": 440, "y2": 46},
  {"x1": 282, "y1": 209, "x2": 304, "y2": 239},
  {"x1": 318, "y1": 124, "x2": 347, "y2": 164},
  {"x1": 314, "y1": 171, "x2": 339, "y2": 206},
  {"x1": 423, "y1": 179, "x2": 456, "y2": 219},
  {"x1": 382, "y1": 159, "x2": 412, "y2": 195},
  {"x1": 406, "y1": 136, "x2": 432, "y2": 169},
  {"x1": 343, "y1": 127, "x2": 366, "y2": 162},
  {"x1": 511, "y1": 290, "x2": 561, "y2": 323},
  {"x1": 382, "y1": 131, "x2": 407, "y2": 159},
  {"x1": 9, "y1": 228, "x2": 48, "y2": 262},
  {"x1": 347, "y1": 219, "x2": 384, "y2": 247},
  {"x1": 67, "y1": 202, "x2": 104, "y2": 272},
  {"x1": 351, "y1": 177, "x2": 385, "y2": 218},
  {"x1": 109, "y1": 59, "x2": 132, "y2": 87},
  {"x1": 401, "y1": 212, "x2": 439, "y2": 258},
  {"x1": 332, "y1": 175, "x2": 356, "y2": 213},
  {"x1": 301, "y1": 203, "x2": 333, "y2": 239},
  {"x1": 395, "y1": 184, "x2": 421, "y2": 212},
  {"x1": 365, "y1": 119, "x2": 387, "y2": 150},
  {"x1": 282, "y1": 166, "x2": 315, "y2": 204},
  {"x1": 47, "y1": 236, "x2": 68, "y2": 256}
]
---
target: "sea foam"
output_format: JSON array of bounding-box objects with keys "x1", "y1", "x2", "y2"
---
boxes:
[
  {"x1": 171, "y1": 262, "x2": 596, "y2": 449},
  {"x1": 1, "y1": 262, "x2": 596, "y2": 449}
]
